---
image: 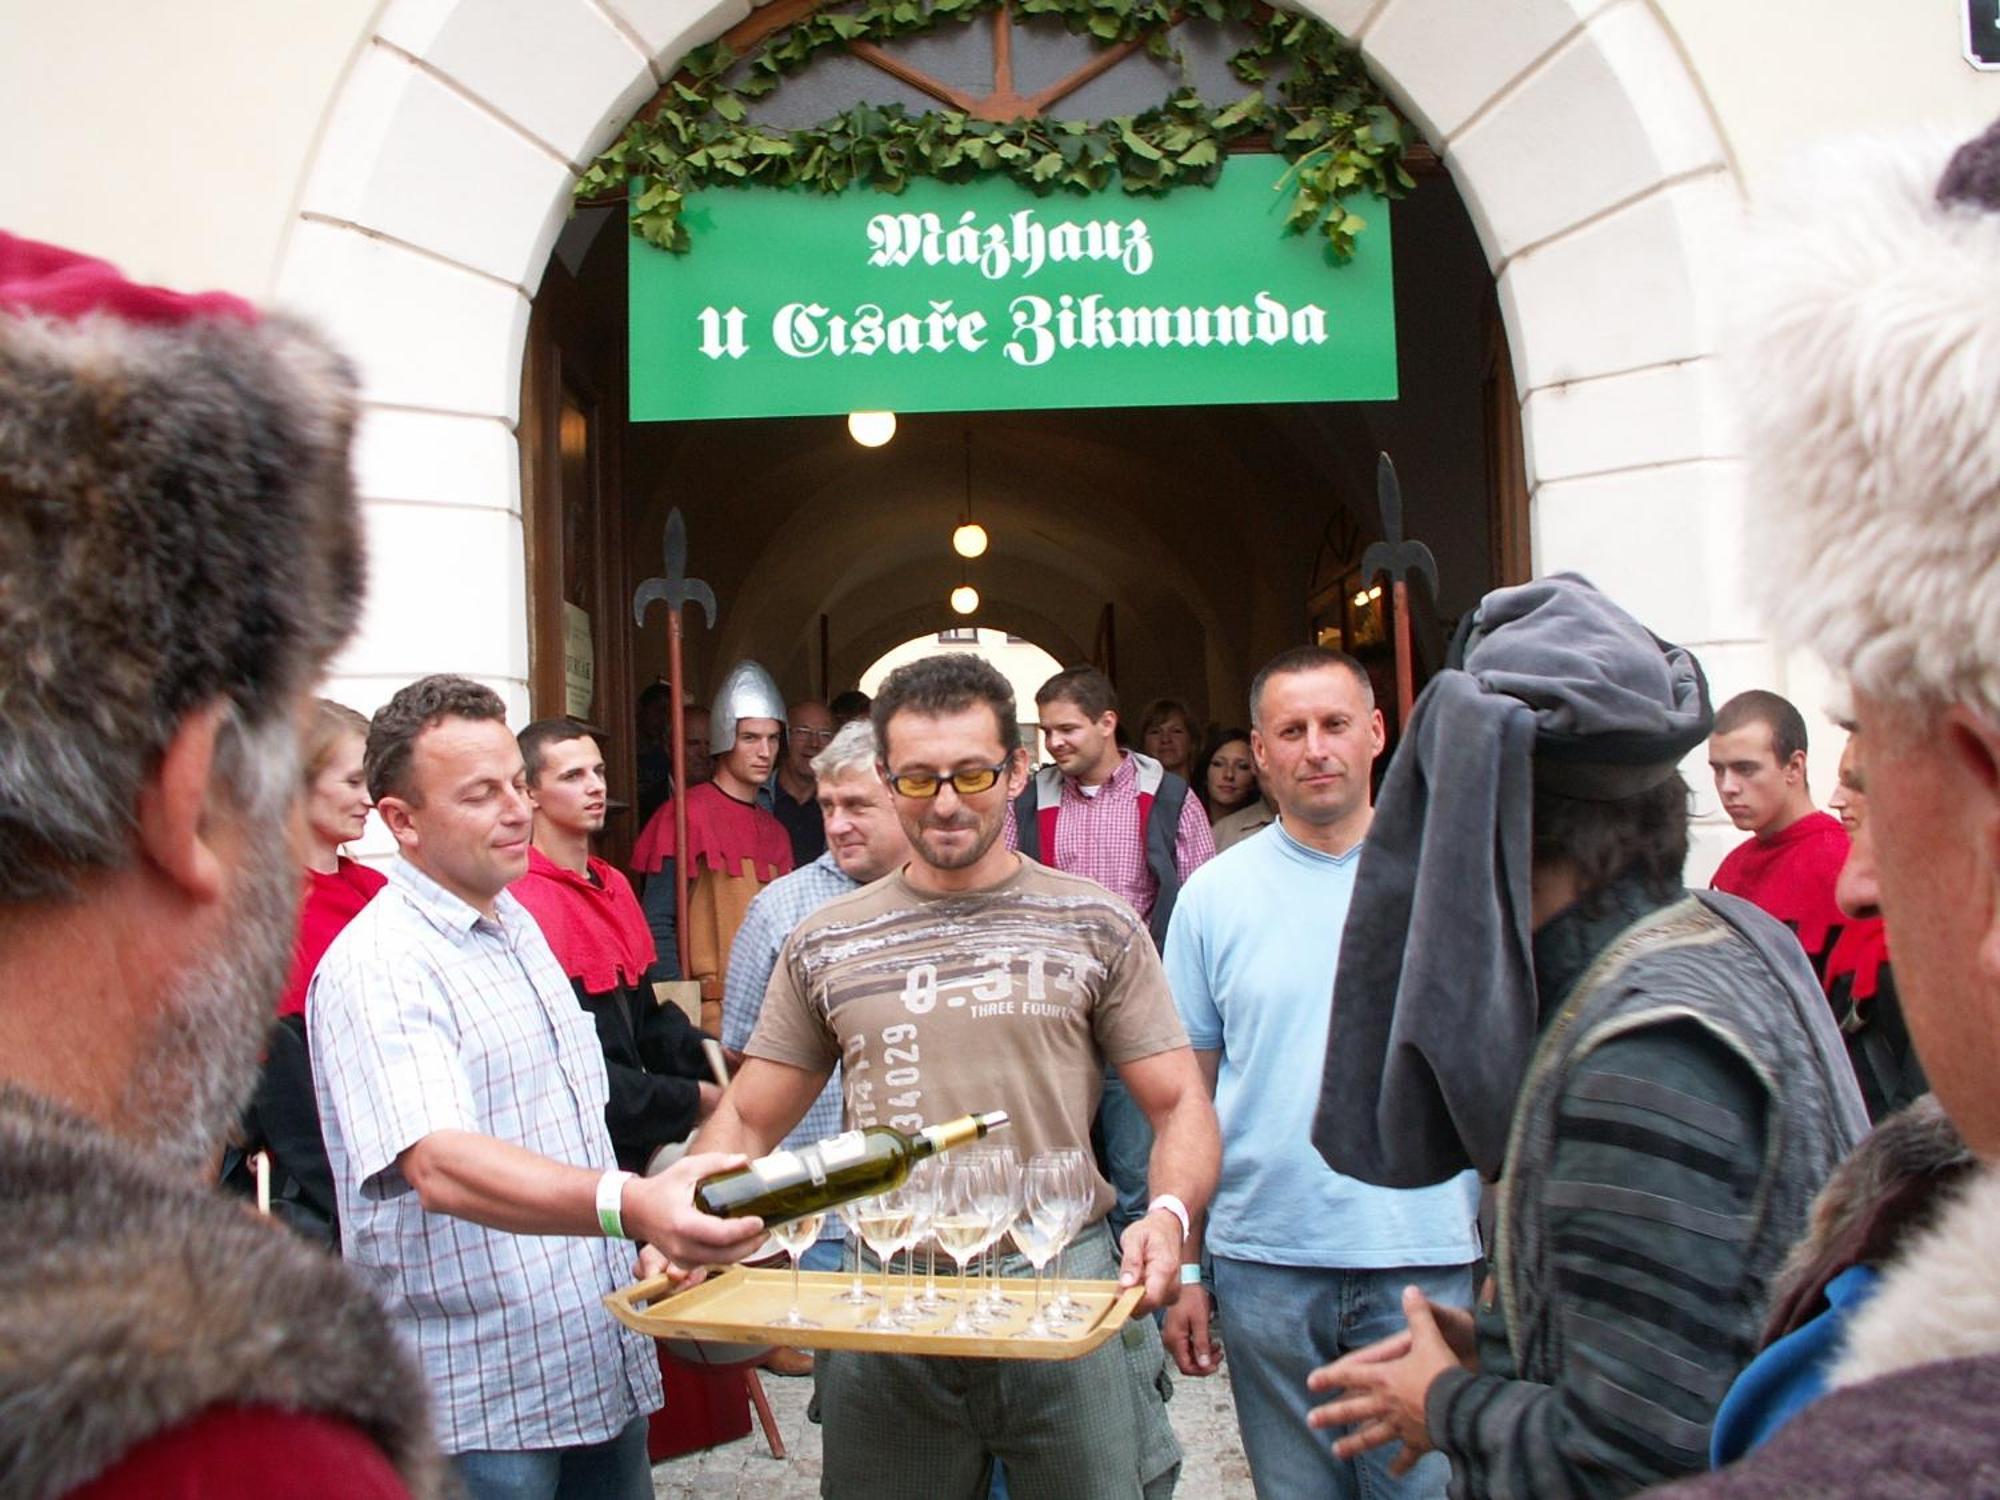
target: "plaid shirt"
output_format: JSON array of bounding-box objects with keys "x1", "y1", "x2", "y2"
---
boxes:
[
  {"x1": 309, "y1": 860, "x2": 660, "y2": 1454},
  {"x1": 722, "y1": 851, "x2": 853, "y2": 1240},
  {"x1": 1005, "y1": 751, "x2": 1216, "y2": 919}
]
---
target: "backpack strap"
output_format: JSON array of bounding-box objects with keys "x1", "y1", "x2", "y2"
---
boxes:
[
  {"x1": 1143, "y1": 774, "x2": 1189, "y2": 951},
  {"x1": 1013, "y1": 782, "x2": 1041, "y2": 862}
]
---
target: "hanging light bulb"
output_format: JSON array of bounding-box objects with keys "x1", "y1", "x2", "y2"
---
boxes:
[
  {"x1": 847, "y1": 410, "x2": 896, "y2": 447},
  {"x1": 950, "y1": 584, "x2": 980, "y2": 615},
  {"x1": 951, "y1": 430, "x2": 990, "y2": 556}
]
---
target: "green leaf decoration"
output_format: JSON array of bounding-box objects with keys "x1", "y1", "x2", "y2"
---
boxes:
[{"x1": 580, "y1": 0, "x2": 1414, "y2": 262}]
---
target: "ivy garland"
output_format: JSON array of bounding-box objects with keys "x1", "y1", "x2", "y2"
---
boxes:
[{"x1": 577, "y1": 0, "x2": 1417, "y2": 261}]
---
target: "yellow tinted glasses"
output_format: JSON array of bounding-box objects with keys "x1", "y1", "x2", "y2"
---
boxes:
[{"x1": 883, "y1": 760, "x2": 1010, "y2": 799}]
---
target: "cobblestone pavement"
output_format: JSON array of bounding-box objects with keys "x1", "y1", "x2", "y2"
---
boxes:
[{"x1": 651, "y1": 1349, "x2": 1254, "y2": 1499}]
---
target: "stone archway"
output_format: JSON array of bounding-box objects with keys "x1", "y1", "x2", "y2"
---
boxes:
[{"x1": 281, "y1": 0, "x2": 1755, "y2": 726}]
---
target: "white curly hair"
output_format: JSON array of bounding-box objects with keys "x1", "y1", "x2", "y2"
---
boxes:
[{"x1": 1735, "y1": 118, "x2": 2000, "y2": 722}]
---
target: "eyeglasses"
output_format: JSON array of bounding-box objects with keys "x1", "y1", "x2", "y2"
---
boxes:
[
  {"x1": 882, "y1": 760, "x2": 1011, "y2": 799},
  {"x1": 789, "y1": 726, "x2": 836, "y2": 745}
]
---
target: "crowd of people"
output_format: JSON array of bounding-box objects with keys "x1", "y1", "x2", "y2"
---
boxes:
[{"x1": 2, "y1": 112, "x2": 1998, "y2": 1500}]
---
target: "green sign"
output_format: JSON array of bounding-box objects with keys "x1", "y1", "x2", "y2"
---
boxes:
[{"x1": 628, "y1": 155, "x2": 1396, "y2": 421}]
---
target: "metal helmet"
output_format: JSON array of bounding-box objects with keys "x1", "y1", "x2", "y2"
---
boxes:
[{"x1": 708, "y1": 659, "x2": 786, "y2": 754}]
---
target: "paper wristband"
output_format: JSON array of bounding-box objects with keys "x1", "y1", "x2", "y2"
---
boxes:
[
  {"x1": 597, "y1": 1169, "x2": 635, "y2": 1239},
  {"x1": 1148, "y1": 1193, "x2": 1191, "y2": 1241}
]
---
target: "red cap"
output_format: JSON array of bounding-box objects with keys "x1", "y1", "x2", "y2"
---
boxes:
[{"x1": 0, "y1": 230, "x2": 258, "y2": 327}]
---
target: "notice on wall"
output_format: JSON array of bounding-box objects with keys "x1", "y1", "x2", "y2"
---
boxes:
[
  {"x1": 563, "y1": 602, "x2": 595, "y2": 720},
  {"x1": 628, "y1": 155, "x2": 1396, "y2": 421}
]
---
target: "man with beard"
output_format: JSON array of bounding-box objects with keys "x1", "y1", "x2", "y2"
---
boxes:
[
  {"x1": 684, "y1": 653, "x2": 1221, "y2": 1498},
  {"x1": 0, "y1": 233, "x2": 445, "y2": 1496},
  {"x1": 310, "y1": 676, "x2": 766, "y2": 1499},
  {"x1": 721, "y1": 718, "x2": 915, "y2": 1273},
  {"x1": 510, "y1": 719, "x2": 719, "y2": 1172}
]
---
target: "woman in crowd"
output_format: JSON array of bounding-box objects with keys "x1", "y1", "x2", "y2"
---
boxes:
[
  {"x1": 232, "y1": 698, "x2": 381, "y2": 1244},
  {"x1": 1198, "y1": 726, "x2": 1259, "y2": 822},
  {"x1": 1139, "y1": 697, "x2": 1199, "y2": 784},
  {"x1": 278, "y1": 698, "x2": 385, "y2": 1018}
]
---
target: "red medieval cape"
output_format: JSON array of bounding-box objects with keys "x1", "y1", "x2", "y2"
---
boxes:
[
  {"x1": 278, "y1": 857, "x2": 386, "y2": 1018},
  {"x1": 509, "y1": 847, "x2": 657, "y2": 995},
  {"x1": 629, "y1": 779, "x2": 792, "y2": 883}
]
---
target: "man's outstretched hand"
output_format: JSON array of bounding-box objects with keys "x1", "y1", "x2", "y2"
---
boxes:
[{"x1": 1304, "y1": 1286, "x2": 1472, "y2": 1477}]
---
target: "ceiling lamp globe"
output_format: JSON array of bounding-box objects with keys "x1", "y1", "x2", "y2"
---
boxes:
[
  {"x1": 950, "y1": 584, "x2": 980, "y2": 616},
  {"x1": 952, "y1": 522, "x2": 989, "y2": 558},
  {"x1": 847, "y1": 410, "x2": 897, "y2": 447}
]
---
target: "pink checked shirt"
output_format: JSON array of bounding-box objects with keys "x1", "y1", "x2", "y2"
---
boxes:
[{"x1": 1006, "y1": 750, "x2": 1215, "y2": 920}]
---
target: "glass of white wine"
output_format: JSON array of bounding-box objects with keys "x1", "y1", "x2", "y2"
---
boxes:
[
  {"x1": 854, "y1": 1183, "x2": 918, "y2": 1334},
  {"x1": 768, "y1": 1212, "x2": 826, "y2": 1329},
  {"x1": 933, "y1": 1158, "x2": 993, "y2": 1336}
]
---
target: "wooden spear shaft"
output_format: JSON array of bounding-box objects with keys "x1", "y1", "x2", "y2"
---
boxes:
[{"x1": 668, "y1": 606, "x2": 692, "y2": 980}]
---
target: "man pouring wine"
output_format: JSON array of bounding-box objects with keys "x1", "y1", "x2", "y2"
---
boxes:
[{"x1": 678, "y1": 652, "x2": 1222, "y2": 1499}]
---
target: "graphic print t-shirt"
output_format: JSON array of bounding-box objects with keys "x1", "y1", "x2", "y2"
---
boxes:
[{"x1": 746, "y1": 858, "x2": 1188, "y2": 1222}]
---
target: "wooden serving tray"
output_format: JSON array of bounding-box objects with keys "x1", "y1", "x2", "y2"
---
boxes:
[{"x1": 605, "y1": 1266, "x2": 1143, "y2": 1362}]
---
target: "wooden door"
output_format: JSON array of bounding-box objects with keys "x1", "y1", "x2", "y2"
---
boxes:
[{"x1": 521, "y1": 256, "x2": 640, "y2": 866}]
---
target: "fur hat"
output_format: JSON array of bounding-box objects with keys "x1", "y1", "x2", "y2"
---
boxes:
[
  {"x1": 0, "y1": 233, "x2": 365, "y2": 898},
  {"x1": 1736, "y1": 119, "x2": 2000, "y2": 720}
]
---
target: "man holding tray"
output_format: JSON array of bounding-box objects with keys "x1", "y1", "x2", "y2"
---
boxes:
[{"x1": 689, "y1": 651, "x2": 1222, "y2": 1499}]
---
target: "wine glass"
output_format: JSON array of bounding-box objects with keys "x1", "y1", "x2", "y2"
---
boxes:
[
  {"x1": 854, "y1": 1183, "x2": 917, "y2": 1333},
  {"x1": 970, "y1": 1144, "x2": 1024, "y2": 1316},
  {"x1": 831, "y1": 1198, "x2": 878, "y2": 1306},
  {"x1": 897, "y1": 1157, "x2": 944, "y2": 1324},
  {"x1": 1009, "y1": 1160, "x2": 1068, "y2": 1338},
  {"x1": 1045, "y1": 1145, "x2": 1093, "y2": 1325},
  {"x1": 933, "y1": 1157, "x2": 993, "y2": 1336},
  {"x1": 767, "y1": 1212, "x2": 826, "y2": 1329}
]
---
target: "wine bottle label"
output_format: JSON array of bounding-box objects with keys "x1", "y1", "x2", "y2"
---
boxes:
[
  {"x1": 748, "y1": 1148, "x2": 804, "y2": 1187},
  {"x1": 817, "y1": 1131, "x2": 867, "y2": 1171}
]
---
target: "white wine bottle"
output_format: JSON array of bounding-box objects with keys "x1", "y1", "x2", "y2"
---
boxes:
[{"x1": 695, "y1": 1111, "x2": 1009, "y2": 1226}]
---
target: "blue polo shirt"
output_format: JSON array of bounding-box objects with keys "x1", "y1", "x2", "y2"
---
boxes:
[{"x1": 1164, "y1": 820, "x2": 1482, "y2": 1267}]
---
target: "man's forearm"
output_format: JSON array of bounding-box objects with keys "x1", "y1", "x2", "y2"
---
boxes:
[
  {"x1": 400, "y1": 1129, "x2": 608, "y2": 1237},
  {"x1": 690, "y1": 1094, "x2": 778, "y2": 1160},
  {"x1": 400, "y1": 1128, "x2": 768, "y2": 1265},
  {"x1": 1144, "y1": 1088, "x2": 1220, "y2": 1221}
]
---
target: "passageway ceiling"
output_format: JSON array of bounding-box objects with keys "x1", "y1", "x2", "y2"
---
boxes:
[{"x1": 624, "y1": 400, "x2": 1399, "y2": 723}]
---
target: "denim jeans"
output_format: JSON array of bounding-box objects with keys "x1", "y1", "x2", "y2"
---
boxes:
[
  {"x1": 452, "y1": 1413, "x2": 652, "y2": 1500},
  {"x1": 798, "y1": 1236, "x2": 845, "y2": 1273},
  {"x1": 1096, "y1": 1068, "x2": 1155, "y2": 1247},
  {"x1": 1210, "y1": 1256, "x2": 1478, "y2": 1500}
]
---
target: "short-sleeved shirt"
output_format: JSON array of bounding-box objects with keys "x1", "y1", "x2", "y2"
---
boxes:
[
  {"x1": 744, "y1": 857, "x2": 1189, "y2": 1222},
  {"x1": 309, "y1": 859, "x2": 660, "y2": 1455},
  {"x1": 1003, "y1": 751, "x2": 1215, "y2": 921},
  {"x1": 722, "y1": 852, "x2": 857, "y2": 1242},
  {"x1": 1165, "y1": 822, "x2": 1481, "y2": 1267}
]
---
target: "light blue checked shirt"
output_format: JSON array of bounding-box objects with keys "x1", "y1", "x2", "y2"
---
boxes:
[
  {"x1": 722, "y1": 851, "x2": 853, "y2": 1240},
  {"x1": 309, "y1": 859, "x2": 660, "y2": 1454}
]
